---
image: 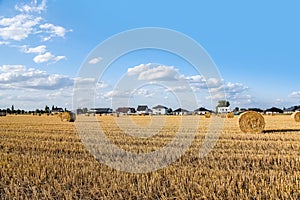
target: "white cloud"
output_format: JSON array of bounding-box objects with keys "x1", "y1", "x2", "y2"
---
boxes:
[
  {"x1": 33, "y1": 52, "x2": 65, "y2": 63},
  {"x1": 88, "y1": 57, "x2": 103, "y2": 64},
  {"x1": 0, "y1": 41, "x2": 10, "y2": 45},
  {"x1": 127, "y1": 63, "x2": 182, "y2": 81},
  {"x1": 22, "y1": 45, "x2": 47, "y2": 54},
  {"x1": 0, "y1": 14, "x2": 42, "y2": 41},
  {"x1": 104, "y1": 90, "x2": 129, "y2": 99},
  {"x1": 0, "y1": 65, "x2": 73, "y2": 90},
  {"x1": 289, "y1": 91, "x2": 300, "y2": 98},
  {"x1": 0, "y1": 1, "x2": 70, "y2": 43},
  {"x1": 127, "y1": 63, "x2": 151, "y2": 76},
  {"x1": 39, "y1": 23, "x2": 69, "y2": 41},
  {"x1": 15, "y1": 0, "x2": 47, "y2": 14}
]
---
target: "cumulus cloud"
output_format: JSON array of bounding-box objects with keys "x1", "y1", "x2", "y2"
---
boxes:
[
  {"x1": 127, "y1": 63, "x2": 183, "y2": 81},
  {"x1": 33, "y1": 52, "x2": 65, "y2": 63},
  {"x1": 0, "y1": 14, "x2": 42, "y2": 41},
  {"x1": 0, "y1": 1, "x2": 70, "y2": 42},
  {"x1": 88, "y1": 57, "x2": 103, "y2": 64},
  {"x1": 39, "y1": 23, "x2": 69, "y2": 41},
  {"x1": 289, "y1": 91, "x2": 300, "y2": 98},
  {"x1": 0, "y1": 65, "x2": 73, "y2": 90}
]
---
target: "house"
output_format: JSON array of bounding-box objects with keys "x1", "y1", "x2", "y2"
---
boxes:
[
  {"x1": 136, "y1": 105, "x2": 149, "y2": 115},
  {"x1": 248, "y1": 108, "x2": 264, "y2": 113},
  {"x1": 116, "y1": 107, "x2": 136, "y2": 115},
  {"x1": 88, "y1": 108, "x2": 113, "y2": 114},
  {"x1": 51, "y1": 107, "x2": 64, "y2": 114},
  {"x1": 283, "y1": 106, "x2": 300, "y2": 114},
  {"x1": 217, "y1": 106, "x2": 230, "y2": 114},
  {"x1": 173, "y1": 108, "x2": 189, "y2": 115},
  {"x1": 264, "y1": 107, "x2": 283, "y2": 115},
  {"x1": 194, "y1": 107, "x2": 213, "y2": 115},
  {"x1": 152, "y1": 105, "x2": 168, "y2": 115}
]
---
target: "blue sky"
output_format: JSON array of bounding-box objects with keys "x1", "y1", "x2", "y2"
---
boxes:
[{"x1": 0, "y1": 0, "x2": 299, "y2": 110}]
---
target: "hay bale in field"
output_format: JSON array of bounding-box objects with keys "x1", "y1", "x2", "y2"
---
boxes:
[
  {"x1": 58, "y1": 112, "x2": 76, "y2": 122},
  {"x1": 227, "y1": 112, "x2": 234, "y2": 118},
  {"x1": 238, "y1": 111, "x2": 265, "y2": 133},
  {"x1": 205, "y1": 112, "x2": 210, "y2": 118},
  {"x1": 292, "y1": 111, "x2": 300, "y2": 122}
]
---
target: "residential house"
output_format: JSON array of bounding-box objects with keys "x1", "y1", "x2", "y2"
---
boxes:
[
  {"x1": 173, "y1": 108, "x2": 189, "y2": 115},
  {"x1": 136, "y1": 105, "x2": 149, "y2": 115},
  {"x1": 194, "y1": 107, "x2": 213, "y2": 115},
  {"x1": 264, "y1": 107, "x2": 283, "y2": 115},
  {"x1": 217, "y1": 106, "x2": 230, "y2": 114},
  {"x1": 283, "y1": 106, "x2": 300, "y2": 114},
  {"x1": 51, "y1": 107, "x2": 64, "y2": 114},
  {"x1": 88, "y1": 108, "x2": 113, "y2": 114},
  {"x1": 152, "y1": 105, "x2": 168, "y2": 115},
  {"x1": 116, "y1": 107, "x2": 136, "y2": 115}
]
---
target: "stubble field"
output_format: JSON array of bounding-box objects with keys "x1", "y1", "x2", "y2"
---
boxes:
[{"x1": 0, "y1": 114, "x2": 299, "y2": 199}]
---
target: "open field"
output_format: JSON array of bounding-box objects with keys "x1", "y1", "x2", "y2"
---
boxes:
[{"x1": 0, "y1": 115, "x2": 300, "y2": 199}]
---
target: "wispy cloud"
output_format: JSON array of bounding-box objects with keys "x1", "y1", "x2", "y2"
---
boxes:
[
  {"x1": 15, "y1": 0, "x2": 47, "y2": 14},
  {"x1": 88, "y1": 57, "x2": 103, "y2": 64}
]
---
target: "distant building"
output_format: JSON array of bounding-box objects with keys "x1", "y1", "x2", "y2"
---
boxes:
[
  {"x1": 173, "y1": 108, "x2": 189, "y2": 115},
  {"x1": 194, "y1": 107, "x2": 213, "y2": 115},
  {"x1": 283, "y1": 106, "x2": 300, "y2": 114},
  {"x1": 136, "y1": 105, "x2": 149, "y2": 115},
  {"x1": 152, "y1": 105, "x2": 168, "y2": 115},
  {"x1": 264, "y1": 107, "x2": 283, "y2": 115},
  {"x1": 116, "y1": 107, "x2": 136, "y2": 115},
  {"x1": 217, "y1": 106, "x2": 230, "y2": 114},
  {"x1": 88, "y1": 108, "x2": 113, "y2": 114},
  {"x1": 51, "y1": 107, "x2": 64, "y2": 114}
]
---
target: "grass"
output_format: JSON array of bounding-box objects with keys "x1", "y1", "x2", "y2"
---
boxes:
[{"x1": 0, "y1": 114, "x2": 299, "y2": 199}]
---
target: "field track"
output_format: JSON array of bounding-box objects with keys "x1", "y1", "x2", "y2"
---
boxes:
[{"x1": 0, "y1": 115, "x2": 299, "y2": 199}]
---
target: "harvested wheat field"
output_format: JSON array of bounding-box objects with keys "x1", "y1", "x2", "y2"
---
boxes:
[{"x1": 0, "y1": 114, "x2": 300, "y2": 199}]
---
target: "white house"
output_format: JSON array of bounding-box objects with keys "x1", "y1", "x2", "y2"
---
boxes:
[
  {"x1": 217, "y1": 106, "x2": 230, "y2": 114},
  {"x1": 136, "y1": 105, "x2": 149, "y2": 115},
  {"x1": 152, "y1": 105, "x2": 168, "y2": 115},
  {"x1": 173, "y1": 108, "x2": 189, "y2": 115}
]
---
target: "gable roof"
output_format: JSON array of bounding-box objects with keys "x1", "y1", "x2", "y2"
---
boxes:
[
  {"x1": 173, "y1": 108, "x2": 189, "y2": 113},
  {"x1": 194, "y1": 107, "x2": 211, "y2": 112},
  {"x1": 137, "y1": 105, "x2": 148, "y2": 111},
  {"x1": 152, "y1": 105, "x2": 168, "y2": 109},
  {"x1": 264, "y1": 107, "x2": 283, "y2": 113}
]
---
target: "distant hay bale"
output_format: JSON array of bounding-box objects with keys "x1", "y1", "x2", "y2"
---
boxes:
[
  {"x1": 238, "y1": 111, "x2": 265, "y2": 133},
  {"x1": 205, "y1": 112, "x2": 210, "y2": 118},
  {"x1": 292, "y1": 111, "x2": 300, "y2": 122},
  {"x1": 227, "y1": 112, "x2": 234, "y2": 118},
  {"x1": 58, "y1": 112, "x2": 76, "y2": 122}
]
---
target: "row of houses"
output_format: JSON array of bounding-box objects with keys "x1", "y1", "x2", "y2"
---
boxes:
[
  {"x1": 80, "y1": 105, "x2": 300, "y2": 116},
  {"x1": 79, "y1": 105, "x2": 215, "y2": 115}
]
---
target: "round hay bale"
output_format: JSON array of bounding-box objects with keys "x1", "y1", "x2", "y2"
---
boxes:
[
  {"x1": 238, "y1": 111, "x2": 265, "y2": 133},
  {"x1": 58, "y1": 112, "x2": 76, "y2": 122},
  {"x1": 227, "y1": 112, "x2": 234, "y2": 118},
  {"x1": 292, "y1": 111, "x2": 300, "y2": 122},
  {"x1": 205, "y1": 112, "x2": 210, "y2": 118}
]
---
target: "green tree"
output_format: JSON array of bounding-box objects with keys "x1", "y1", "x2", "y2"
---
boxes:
[
  {"x1": 82, "y1": 107, "x2": 88, "y2": 113},
  {"x1": 45, "y1": 105, "x2": 50, "y2": 113}
]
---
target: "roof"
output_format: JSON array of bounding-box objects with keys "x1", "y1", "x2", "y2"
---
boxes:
[
  {"x1": 264, "y1": 107, "x2": 283, "y2": 113},
  {"x1": 137, "y1": 105, "x2": 148, "y2": 111},
  {"x1": 284, "y1": 106, "x2": 300, "y2": 112},
  {"x1": 173, "y1": 108, "x2": 189, "y2": 113},
  {"x1": 152, "y1": 105, "x2": 168, "y2": 109},
  {"x1": 89, "y1": 108, "x2": 112, "y2": 114},
  {"x1": 116, "y1": 107, "x2": 135, "y2": 113},
  {"x1": 194, "y1": 107, "x2": 211, "y2": 112}
]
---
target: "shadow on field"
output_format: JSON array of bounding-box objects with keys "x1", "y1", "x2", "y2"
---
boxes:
[{"x1": 263, "y1": 129, "x2": 300, "y2": 133}]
